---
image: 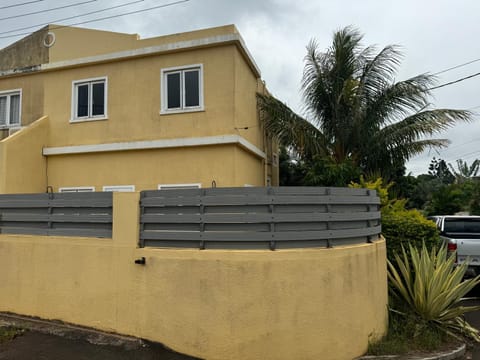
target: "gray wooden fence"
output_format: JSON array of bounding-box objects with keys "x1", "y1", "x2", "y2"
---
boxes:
[
  {"x1": 0, "y1": 192, "x2": 112, "y2": 238},
  {"x1": 140, "y1": 187, "x2": 381, "y2": 250}
]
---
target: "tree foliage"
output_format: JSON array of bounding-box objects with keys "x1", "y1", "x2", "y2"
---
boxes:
[
  {"x1": 258, "y1": 27, "x2": 471, "y2": 181},
  {"x1": 448, "y1": 159, "x2": 480, "y2": 184}
]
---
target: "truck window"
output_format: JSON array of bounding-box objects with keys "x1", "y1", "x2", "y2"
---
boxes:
[{"x1": 444, "y1": 218, "x2": 480, "y2": 234}]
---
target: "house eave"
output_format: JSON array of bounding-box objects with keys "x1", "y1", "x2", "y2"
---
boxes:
[{"x1": 42, "y1": 134, "x2": 267, "y2": 159}]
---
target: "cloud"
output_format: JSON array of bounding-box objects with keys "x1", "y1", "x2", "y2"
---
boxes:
[{"x1": 0, "y1": 0, "x2": 479, "y2": 174}]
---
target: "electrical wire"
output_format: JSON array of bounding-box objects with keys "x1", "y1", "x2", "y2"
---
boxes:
[
  {"x1": 0, "y1": 0, "x2": 190, "y2": 40},
  {"x1": 0, "y1": 0, "x2": 45, "y2": 10},
  {"x1": 433, "y1": 58, "x2": 480, "y2": 76},
  {"x1": 0, "y1": 0, "x2": 98, "y2": 21},
  {"x1": 427, "y1": 72, "x2": 480, "y2": 91},
  {"x1": 0, "y1": 0, "x2": 145, "y2": 36}
]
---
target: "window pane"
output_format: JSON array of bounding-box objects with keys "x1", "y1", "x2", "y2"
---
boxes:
[
  {"x1": 92, "y1": 82, "x2": 105, "y2": 116},
  {"x1": 167, "y1": 72, "x2": 181, "y2": 109},
  {"x1": 0, "y1": 97, "x2": 6, "y2": 126},
  {"x1": 77, "y1": 84, "x2": 89, "y2": 117},
  {"x1": 9, "y1": 94, "x2": 20, "y2": 125},
  {"x1": 184, "y1": 70, "x2": 199, "y2": 107}
]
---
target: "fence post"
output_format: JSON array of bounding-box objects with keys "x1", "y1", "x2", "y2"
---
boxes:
[{"x1": 113, "y1": 192, "x2": 140, "y2": 246}]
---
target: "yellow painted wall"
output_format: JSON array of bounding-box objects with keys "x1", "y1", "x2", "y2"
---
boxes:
[
  {"x1": 44, "y1": 45, "x2": 239, "y2": 146},
  {"x1": 0, "y1": 192, "x2": 388, "y2": 360},
  {"x1": 47, "y1": 24, "x2": 240, "y2": 64},
  {"x1": 48, "y1": 25, "x2": 138, "y2": 63},
  {"x1": 234, "y1": 147, "x2": 265, "y2": 186},
  {"x1": 0, "y1": 25, "x2": 275, "y2": 191},
  {"x1": 46, "y1": 144, "x2": 253, "y2": 191},
  {"x1": 136, "y1": 25, "x2": 238, "y2": 49},
  {"x1": 0, "y1": 116, "x2": 48, "y2": 193},
  {"x1": 0, "y1": 73, "x2": 45, "y2": 129}
]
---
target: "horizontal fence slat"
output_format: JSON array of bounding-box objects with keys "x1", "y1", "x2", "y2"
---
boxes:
[
  {"x1": 141, "y1": 211, "x2": 381, "y2": 224},
  {"x1": 140, "y1": 187, "x2": 381, "y2": 249},
  {"x1": 141, "y1": 225, "x2": 382, "y2": 242},
  {"x1": 0, "y1": 192, "x2": 113, "y2": 238}
]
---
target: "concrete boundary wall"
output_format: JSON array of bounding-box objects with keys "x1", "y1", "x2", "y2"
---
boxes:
[{"x1": 0, "y1": 192, "x2": 388, "y2": 360}]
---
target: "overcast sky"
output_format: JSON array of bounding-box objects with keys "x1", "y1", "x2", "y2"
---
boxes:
[{"x1": 0, "y1": 0, "x2": 478, "y2": 175}]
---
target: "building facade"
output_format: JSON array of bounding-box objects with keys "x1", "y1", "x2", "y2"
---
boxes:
[{"x1": 0, "y1": 24, "x2": 278, "y2": 193}]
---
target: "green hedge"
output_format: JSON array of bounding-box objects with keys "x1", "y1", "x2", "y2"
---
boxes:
[{"x1": 382, "y1": 207, "x2": 439, "y2": 261}]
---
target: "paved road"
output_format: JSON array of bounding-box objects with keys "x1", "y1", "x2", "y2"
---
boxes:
[
  {"x1": 463, "y1": 286, "x2": 480, "y2": 360},
  {"x1": 0, "y1": 331, "x2": 199, "y2": 360}
]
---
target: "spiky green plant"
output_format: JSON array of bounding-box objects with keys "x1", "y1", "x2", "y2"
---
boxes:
[{"x1": 388, "y1": 243, "x2": 480, "y2": 341}]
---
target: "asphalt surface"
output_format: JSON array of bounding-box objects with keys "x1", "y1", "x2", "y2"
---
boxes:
[
  {"x1": 463, "y1": 285, "x2": 480, "y2": 360},
  {"x1": 0, "y1": 331, "x2": 199, "y2": 360}
]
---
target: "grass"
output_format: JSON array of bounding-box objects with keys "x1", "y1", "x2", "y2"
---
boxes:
[
  {"x1": 0, "y1": 327, "x2": 24, "y2": 344},
  {"x1": 367, "y1": 309, "x2": 455, "y2": 356}
]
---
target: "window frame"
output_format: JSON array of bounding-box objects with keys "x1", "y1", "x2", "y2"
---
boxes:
[
  {"x1": 160, "y1": 64, "x2": 204, "y2": 114},
  {"x1": 59, "y1": 186, "x2": 95, "y2": 193},
  {"x1": 71, "y1": 76, "x2": 108, "y2": 123},
  {"x1": 158, "y1": 183, "x2": 201, "y2": 190},
  {"x1": 103, "y1": 185, "x2": 135, "y2": 192},
  {"x1": 0, "y1": 89, "x2": 22, "y2": 128}
]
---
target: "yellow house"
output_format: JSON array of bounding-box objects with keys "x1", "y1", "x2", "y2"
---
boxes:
[{"x1": 0, "y1": 24, "x2": 278, "y2": 193}]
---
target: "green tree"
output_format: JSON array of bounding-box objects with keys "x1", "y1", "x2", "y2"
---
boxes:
[
  {"x1": 257, "y1": 27, "x2": 471, "y2": 181},
  {"x1": 425, "y1": 184, "x2": 464, "y2": 215},
  {"x1": 278, "y1": 146, "x2": 307, "y2": 186},
  {"x1": 448, "y1": 159, "x2": 480, "y2": 184},
  {"x1": 428, "y1": 157, "x2": 454, "y2": 184}
]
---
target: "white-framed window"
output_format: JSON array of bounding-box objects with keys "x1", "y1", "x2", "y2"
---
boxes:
[
  {"x1": 0, "y1": 89, "x2": 21, "y2": 127},
  {"x1": 103, "y1": 185, "x2": 135, "y2": 192},
  {"x1": 160, "y1": 64, "x2": 203, "y2": 114},
  {"x1": 59, "y1": 186, "x2": 95, "y2": 193},
  {"x1": 158, "y1": 183, "x2": 201, "y2": 190},
  {"x1": 71, "y1": 77, "x2": 107, "y2": 122}
]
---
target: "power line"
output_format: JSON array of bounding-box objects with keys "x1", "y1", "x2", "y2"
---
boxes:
[
  {"x1": 0, "y1": 0, "x2": 45, "y2": 10},
  {"x1": 433, "y1": 58, "x2": 480, "y2": 76},
  {"x1": 428, "y1": 71, "x2": 480, "y2": 91},
  {"x1": 0, "y1": 0, "x2": 189, "y2": 40},
  {"x1": 0, "y1": 0, "x2": 145, "y2": 36},
  {"x1": 0, "y1": 0, "x2": 98, "y2": 21}
]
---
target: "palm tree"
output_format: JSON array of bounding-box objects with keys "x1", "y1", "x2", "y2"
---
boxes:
[
  {"x1": 258, "y1": 27, "x2": 471, "y2": 180},
  {"x1": 448, "y1": 159, "x2": 480, "y2": 183}
]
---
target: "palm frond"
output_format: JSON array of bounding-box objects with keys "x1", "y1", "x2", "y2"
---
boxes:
[{"x1": 257, "y1": 93, "x2": 326, "y2": 159}]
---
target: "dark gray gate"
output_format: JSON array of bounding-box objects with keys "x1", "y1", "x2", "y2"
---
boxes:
[{"x1": 140, "y1": 187, "x2": 381, "y2": 250}]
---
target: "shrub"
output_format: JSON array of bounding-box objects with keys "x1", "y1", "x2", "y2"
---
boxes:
[
  {"x1": 388, "y1": 244, "x2": 480, "y2": 341},
  {"x1": 349, "y1": 177, "x2": 440, "y2": 260},
  {"x1": 382, "y1": 204, "x2": 440, "y2": 261}
]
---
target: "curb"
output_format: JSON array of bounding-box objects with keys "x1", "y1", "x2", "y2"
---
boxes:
[
  {"x1": 0, "y1": 312, "x2": 144, "y2": 350},
  {"x1": 356, "y1": 343, "x2": 466, "y2": 360}
]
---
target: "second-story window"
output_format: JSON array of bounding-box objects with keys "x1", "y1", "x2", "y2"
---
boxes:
[
  {"x1": 0, "y1": 90, "x2": 21, "y2": 127},
  {"x1": 161, "y1": 64, "x2": 203, "y2": 114},
  {"x1": 71, "y1": 77, "x2": 107, "y2": 121}
]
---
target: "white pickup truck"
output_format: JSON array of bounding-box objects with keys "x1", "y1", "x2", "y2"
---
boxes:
[{"x1": 431, "y1": 215, "x2": 480, "y2": 277}]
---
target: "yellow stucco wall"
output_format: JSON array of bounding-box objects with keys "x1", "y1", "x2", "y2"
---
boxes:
[
  {"x1": 0, "y1": 25, "x2": 276, "y2": 191},
  {"x1": 0, "y1": 192, "x2": 388, "y2": 359},
  {"x1": 42, "y1": 45, "x2": 246, "y2": 146},
  {"x1": 0, "y1": 116, "x2": 48, "y2": 193},
  {"x1": 47, "y1": 24, "x2": 240, "y2": 64},
  {"x1": 48, "y1": 25, "x2": 139, "y2": 63},
  {"x1": 46, "y1": 144, "x2": 257, "y2": 191},
  {"x1": 0, "y1": 73, "x2": 45, "y2": 129}
]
